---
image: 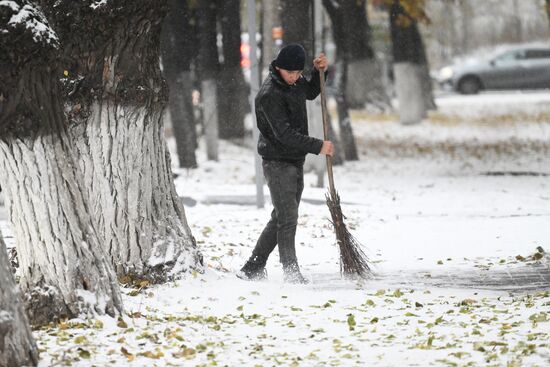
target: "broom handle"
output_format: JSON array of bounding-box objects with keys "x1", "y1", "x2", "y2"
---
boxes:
[{"x1": 319, "y1": 71, "x2": 337, "y2": 197}]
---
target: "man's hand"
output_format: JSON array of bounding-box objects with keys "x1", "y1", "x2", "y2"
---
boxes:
[
  {"x1": 313, "y1": 53, "x2": 328, "y2": 72},
  {"x1": 320, "y1": 141, "x2": 334, "y2": 156}
]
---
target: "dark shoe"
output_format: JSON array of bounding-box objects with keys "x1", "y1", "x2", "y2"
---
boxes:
[
  {"x1": 237, "y1": 256, "x2": 267, "y2": 281},
  {"x1": 283, "y1": 262, "x2": 309, "y2": 284}
]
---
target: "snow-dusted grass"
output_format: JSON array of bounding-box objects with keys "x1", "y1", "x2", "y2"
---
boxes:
[
  {"x1": 35, "y1": 280, "x2": 549, "y2": 367},
  {"x1": 3, "y1": 92, "x2": 550, "y2": 366},
  {"x1": 347, "y1": 91, "x2": 550, "y2": 176}
]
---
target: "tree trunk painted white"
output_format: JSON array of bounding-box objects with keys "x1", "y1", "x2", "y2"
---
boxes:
[
  {"x1": 0, "y1": 0, "x2": 122, "y2": 326},
  {"x1": 161, "y1": 0, "x2": 198, "y2": 168},
  {"x1": 0, "y1": 125, "x2": 123, "y2": 325},
  {"x1": 71, "y1": 100, "x2": 203, "y2": 280},
  {"x1": 346, "y1": 59, "x2": 392, "y2": 112},
  {"x1": 164, "y1": 71, "x2": 198, "y2": 168},
  {"x1": 42, "y1": 0, "x2": 204, "y2": 281},
  {"x1": 334, "y1": 60, "x2": 359, "y2": 161},
  {"x1": 0, "y1": 232, "x2": 38, "y2": 367},
  {"x1": 196, "y1": 0, "x2": 220, "y2": 156},
  {"x1": 394, "y1": 62, "x2": 426, "y2": 125},
  {"x1": 202, "y1": 79, "x2": 219, "y2": 161},
  {"x1": 420, "y1": 62, "x2": 436, "y2": 112},
  {"x1": 218, "y1": 0, "x2": 248, "y2": 139},
  {"x1": 305, "y1": 100, "x2": 326, "y2": 187},
  {"x1": 318, "y1": 103, "x2": 344, "y2": 166}
]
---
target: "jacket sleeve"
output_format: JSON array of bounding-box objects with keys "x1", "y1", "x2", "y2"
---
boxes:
[
  {"x1": 258, "y1": 95, "x2": 324, "y2": 155},
  {"x1": 304, "y1": 68, "x2": 329, "y2": 100}
]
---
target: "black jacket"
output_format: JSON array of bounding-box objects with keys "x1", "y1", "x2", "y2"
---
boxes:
[{"x1": 255, "y1": 62, "x2": 325, "y2": 163}]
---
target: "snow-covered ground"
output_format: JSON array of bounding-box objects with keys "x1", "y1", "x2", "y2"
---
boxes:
[{"x1": 2, "y1": 91, "x2": 550, "y2": 366}]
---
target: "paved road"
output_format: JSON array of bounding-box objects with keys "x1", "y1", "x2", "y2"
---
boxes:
[
  {"x1": 379, "y1": 264, "x2": 550, "y2": 293},
  {"x1": 311, "y1": 262, "x2": 550, "y2": 293}
]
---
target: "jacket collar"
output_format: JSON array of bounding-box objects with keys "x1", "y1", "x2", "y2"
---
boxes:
[{"x1": 269, "y1": 61, "x2": 294, "y2": 88}]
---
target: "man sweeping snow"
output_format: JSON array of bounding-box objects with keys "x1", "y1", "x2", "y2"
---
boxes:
[{"x1": 238, "y1": 43, "x2": 333, "y2": 284}]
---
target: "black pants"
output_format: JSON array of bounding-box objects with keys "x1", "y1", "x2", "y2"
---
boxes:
[{"x1": 251, "y1": 160, "x2": 304, "y2": 267}]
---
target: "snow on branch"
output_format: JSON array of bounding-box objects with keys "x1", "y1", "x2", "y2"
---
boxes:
[
  {"x1": 0, "y1": 0, "x2": 58, "y2": 45},
  {"x1": 90, "y1": 0, "x2": 108, "y2": 10}
]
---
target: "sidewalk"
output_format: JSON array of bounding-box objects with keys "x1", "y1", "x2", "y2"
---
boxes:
[{"x1": 372, "y1": 262, "x2": 550, "y2": 293}]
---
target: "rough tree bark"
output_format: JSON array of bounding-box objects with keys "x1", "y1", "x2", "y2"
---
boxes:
[
  {"x1": 0, "y1": 232, "x2": 38, "y2": 367},
  {"x1": 389, "y1": 0, "x2": 435, "y2": 125},
  {"x1": 324, "y1": 0, "x2": 391, "y2": 110},
  {"x1": 161, "y1": 0, "x2": 198, "y2": 168},
  {"x1": 42, "y1": 0, "x2": 203, "y2": 281},
  {"x1": 197, "y1": 0, "x2": 220, "y2": 160},
  {"x1": 0, "y1": 0, "x2": 122, "y2": 325},
  {"x1": 217, "y1": 0, "x2": 248, "y2": 139}
]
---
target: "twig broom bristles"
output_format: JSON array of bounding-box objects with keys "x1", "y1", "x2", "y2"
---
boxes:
[{"x1": 319, "y1": 71, "x2": 372, "y2": 279}]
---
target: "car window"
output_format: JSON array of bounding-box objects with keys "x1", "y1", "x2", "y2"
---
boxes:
[
  {"x1": 494, "y1": 50, "x2": 525, "y2": 63},
  {"x1": 525, "y1": 49, "x2": 550, "y2": 59}
]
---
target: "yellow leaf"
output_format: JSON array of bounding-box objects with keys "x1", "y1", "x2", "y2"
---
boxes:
[
  {"x1": 173, "y1": 347, "x2": 196, "y2": 359},
  {"x1": 139, "y1": 350, "x2": 164, "y2": 359},
  {"x1": 117, "y1": 317, "x2": 128, "y2": 328},
  {"x1": 74, "y1": 335, "x2": 87, "y2": 344},
  {"x1": 121, "y1": 347, "x2": 134, "y2": 361},
  {"x1": 460, "y1": 299, "x2": 476, "y2": 306}
]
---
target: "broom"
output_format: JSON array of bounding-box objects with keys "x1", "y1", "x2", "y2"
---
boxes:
[{"x1": 319, "y1": 71, "x2": 372, "y2": 279}]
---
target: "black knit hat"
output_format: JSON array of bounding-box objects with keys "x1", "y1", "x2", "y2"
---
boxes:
[{"x1": 274, "y1": 43, "x2": 306, "y2": 71}]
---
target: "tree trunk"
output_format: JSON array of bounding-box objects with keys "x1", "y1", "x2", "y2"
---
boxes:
[
  {"x1": 202, "y1": 79, "x2": 220, "y2": 160},
  {"x1": 326, "y1": 0, "x2": 390, "y2": 110},
  {"x1": 420, "y1": 62, "x2": 436, "y2": 112},
  {"x1": 0, "y1": 0, "x2": 123, "y2": 324},
  {"x1": 393, "y1": 62, "x2": 424, "y2": 124},
  {"x1": 322, "y1": 0, "x2": 360, "y2": 160},
  {"x1": 43, "y1": 0, "x2": 203, "y2": 281},
  {"x1": 217, "y1": 0, "x2": 248, "y2": 139},
  {"x1": 197, "y1": 0, "x2": 220, "y2": 160},
  {"x1": 389, "y1": 0, "x2": 434, "y2": 125},
  {"x1": 280, "y1": 0, "x2": 314, "y2": 70},
  {"x1": 334, "y1": 59, "x2": 359, "y2": 160},
  {"x1": 279, "y1": 0, "x2": 346, "y2": 164},
  {"x1": 0, "y1": 232, "x2": 38, "y2": 367},
  {"x1": 325, "y1": 110, "x2": 344, "y2": 166},
  {"x1": 347, "y1": 58, "x2": 392, "y2": 111},
  {"x1": 324, "y1": 0, "x2": 391, "y2": 110},
  {"x1": 458, "y1": 0, "x2": 471, "y2": 56},
  {"x1": 262, "y1": 0, "x2": 280, "y2": 74},
  {"x1": 161, "y1": 0, "x2": 198, "y2": 168}
]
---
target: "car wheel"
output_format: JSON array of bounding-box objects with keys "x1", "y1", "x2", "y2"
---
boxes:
[{"x1": 458, "y1": 77, "x2": 481, "y2": 94}]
